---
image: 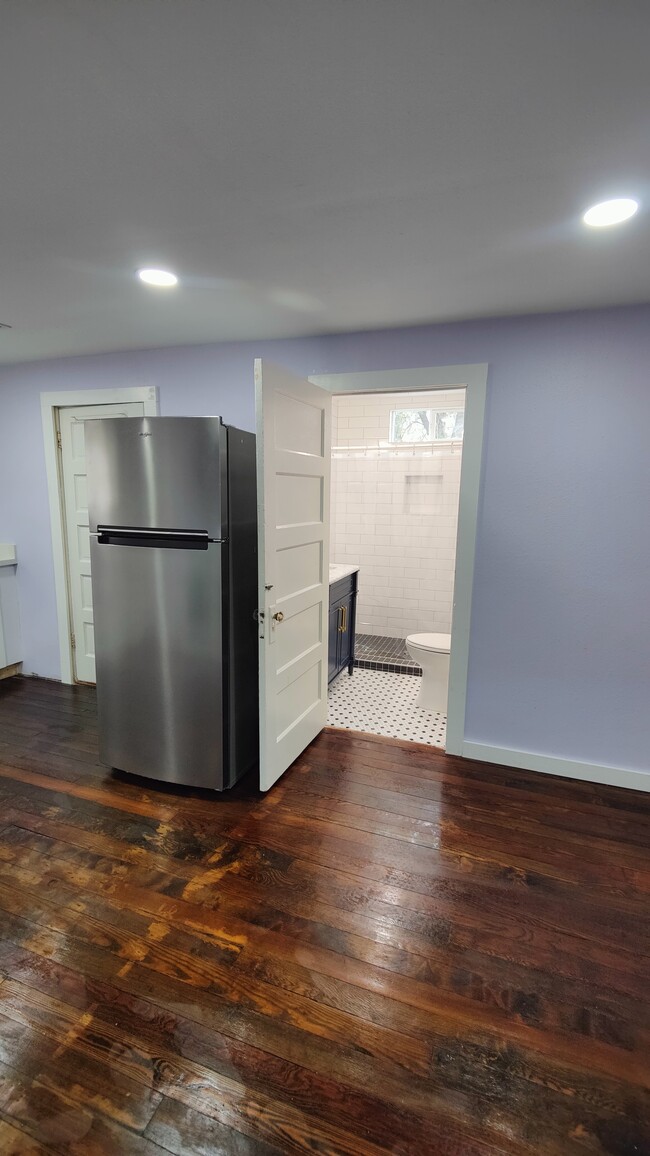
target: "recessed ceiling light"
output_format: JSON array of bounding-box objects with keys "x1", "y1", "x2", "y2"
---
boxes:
[
  {"x1": 137, "y1": 267, "x2": 178, "y2": 287},
  {"x1": 583, "y1": 198, "x2": 638, "y2": 228}
]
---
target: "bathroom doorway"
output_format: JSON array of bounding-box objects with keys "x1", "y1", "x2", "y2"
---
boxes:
[
  {"x1": 326, "y1": 387, "x2": 465, "y2": 747},
  {"x1": 309, "y1": 364, "x2": 488, "y2": 755}
]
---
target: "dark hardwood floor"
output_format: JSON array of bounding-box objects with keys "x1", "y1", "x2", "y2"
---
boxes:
[{"x1": 0, "y1": 677, "x2": 649, "y2": 1155}]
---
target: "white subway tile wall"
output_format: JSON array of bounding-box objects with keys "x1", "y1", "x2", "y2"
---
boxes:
[{"x1": 330, "y1": 390, "x2": 464, "y2": 639}]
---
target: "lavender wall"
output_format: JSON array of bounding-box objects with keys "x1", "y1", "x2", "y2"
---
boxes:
[{"x1": 1, "y1": 305, "x2": 649, "y2": 777}]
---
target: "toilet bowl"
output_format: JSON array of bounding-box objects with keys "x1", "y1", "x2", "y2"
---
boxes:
[{"x1": 405, "y1": 632, "x2": 451, "y2": 713}]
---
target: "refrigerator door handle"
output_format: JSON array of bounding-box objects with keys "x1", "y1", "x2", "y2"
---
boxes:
[{"x1": 95, "y1": 526, "x2": 219, "y2": 549}]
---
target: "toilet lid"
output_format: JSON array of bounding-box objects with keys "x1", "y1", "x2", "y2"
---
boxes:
[{"x1": 407, "y1": 632, "x2": 451, "y2": 653}]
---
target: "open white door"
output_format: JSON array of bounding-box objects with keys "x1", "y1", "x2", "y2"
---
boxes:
[{"x1": 256, "y1": 360, "x2": 331, "y2": 791}]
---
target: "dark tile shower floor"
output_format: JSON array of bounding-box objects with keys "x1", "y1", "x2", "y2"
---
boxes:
[{"x1": 354, "y1": 633, "x2": 422, "y2": 675}]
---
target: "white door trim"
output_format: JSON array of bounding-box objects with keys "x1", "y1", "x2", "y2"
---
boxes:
[
  {"x1": 309, "y1": 364, "x2": 488, "y2": 757},
  {"x1": 41, "y1": 386, "x2": 159, "y2": 684}
]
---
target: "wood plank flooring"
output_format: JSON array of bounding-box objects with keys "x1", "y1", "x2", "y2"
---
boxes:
[{"x1": 0, "y1": 676, "x2": 649, "y2": 1155}]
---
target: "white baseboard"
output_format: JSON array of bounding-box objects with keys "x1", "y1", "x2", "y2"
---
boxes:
[{"x1": 462, "y1": 741, "x2": 650, "y2": 794}]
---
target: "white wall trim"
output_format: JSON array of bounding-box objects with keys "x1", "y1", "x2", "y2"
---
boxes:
[
  {"x1": 310, "y1": 364, "x2": 488, "y2": 757},
  {"x1": 463, "y1": 741, "x2": 650, "y2": 794},
  {"x1": 41, "y1": 386, "x2": 159, "y2": 684}
]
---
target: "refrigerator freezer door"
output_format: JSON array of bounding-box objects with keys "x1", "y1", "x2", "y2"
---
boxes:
[
  {"x1": 91, "y1": 537, "x2": 225, "y2": 788},
  {"x1": 86, "y1": 417, "x2": 227, "y2": 540}
]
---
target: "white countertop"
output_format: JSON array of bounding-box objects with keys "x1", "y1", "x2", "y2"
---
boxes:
[
  {"x1": 0, "y1": 544, "x2": 17, "y2": 567},
  {"x1": 329, "y1": 562, "x2": 359, "y2": 583}
]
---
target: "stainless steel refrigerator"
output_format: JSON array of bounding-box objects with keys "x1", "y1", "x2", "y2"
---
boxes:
[{"x1": 86, "y1": 416, "x2": 258, "y2": 790}]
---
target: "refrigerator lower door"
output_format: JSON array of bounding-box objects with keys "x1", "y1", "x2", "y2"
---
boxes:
[{"x1": 91, "y1": 537, "x2": 225, "y2": 789}]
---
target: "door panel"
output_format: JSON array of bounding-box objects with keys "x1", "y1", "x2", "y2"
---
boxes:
[
  {"x1": 275, "y1": 473, "x2": 323, "y2": 527},
  {"x1": 275, "y1": 662, "x2": 322, "y2": 743},
  {"x1": 58, "y1": 401, "x2": 144, "y2": 683},
  {"x1": 275, "y1": 540, "x2": 322, "y2": 604},
  {"x1": 86, "y1": 417, "x2": 226, "y2": 539},
  {"x1": 275, "y1": 601, "x2": 322, "y2": 675},
  {"x1": 90, "y1": 538, "x2": 224, "y2": 788},
  {"x1": 274, "y1": 391, "x2": 325, "y2": 457},
  {"x1": 256, "y1": 361, "x2": 331, "y2": 791}
]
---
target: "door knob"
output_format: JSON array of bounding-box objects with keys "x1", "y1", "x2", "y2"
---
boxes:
[{"x1": 272, "y1": 611, "x2": 284, "y2": 622}]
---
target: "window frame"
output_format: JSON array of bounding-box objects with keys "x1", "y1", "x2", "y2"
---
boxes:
[{"x1": 388, "y1": 405, "x2": 465, "y2": 445}]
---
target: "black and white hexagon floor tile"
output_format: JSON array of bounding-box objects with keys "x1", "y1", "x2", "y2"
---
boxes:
[{"x1": 327, "y1": 668, "x2": 446, "y2": 747}]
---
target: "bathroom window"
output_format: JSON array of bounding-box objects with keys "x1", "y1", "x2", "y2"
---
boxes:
[{"x1": 389, "y1": 407, "x2": 464, "y2": 444}]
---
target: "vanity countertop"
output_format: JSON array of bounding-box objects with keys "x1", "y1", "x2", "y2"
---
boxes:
[
  {"x1": 0, "y1": 544, "x2": 17, "y2": 567},
  {"x1": 329, "y1": 562, "x2": 360, "y2": 584}
]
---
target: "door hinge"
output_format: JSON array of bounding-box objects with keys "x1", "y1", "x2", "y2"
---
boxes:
[
  {"x1": 56, "y1": 431, "x2": 62, "y2": 450},
  {"x1": 70, "y1": 632, "x2": 76, "y2": 650}
]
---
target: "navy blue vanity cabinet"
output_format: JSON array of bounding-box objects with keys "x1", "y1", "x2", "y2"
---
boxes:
[
  {"x1": 328, "y1": 570, "x2": 358, "y2": 685},
  {"x1": 328, "y1": 601, "x2": 341, "y2": 684}
]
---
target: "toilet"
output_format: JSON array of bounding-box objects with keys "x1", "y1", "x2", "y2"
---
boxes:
[{"x1": 405, "y1": 632, "x2": 451, "y2": 713}]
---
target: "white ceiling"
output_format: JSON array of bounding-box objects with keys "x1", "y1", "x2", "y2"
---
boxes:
[{"x1": 1, "y1": 0, "x2": 649, "y2": 364}]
